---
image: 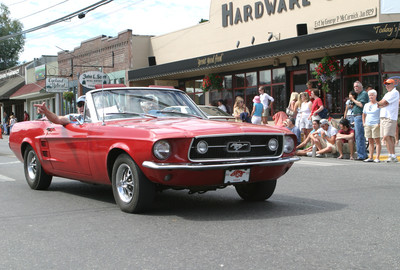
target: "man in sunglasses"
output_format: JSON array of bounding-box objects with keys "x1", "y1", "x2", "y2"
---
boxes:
[{"x1": 34, "y1": 95, "x2": 86, "y2": 125}]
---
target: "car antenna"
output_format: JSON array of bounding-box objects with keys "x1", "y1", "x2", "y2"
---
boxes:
[{"x1": 101, "y1": 66, "x2": 106, "y2": 126}]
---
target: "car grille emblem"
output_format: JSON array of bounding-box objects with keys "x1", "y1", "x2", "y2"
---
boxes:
[{"x1": 227, "y1": 141, "x2": 251, "y2": 152}]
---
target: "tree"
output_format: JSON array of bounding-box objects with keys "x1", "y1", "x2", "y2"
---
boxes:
[{"x1": 0, "y1": 3, "x2": 24, "y2": 71}]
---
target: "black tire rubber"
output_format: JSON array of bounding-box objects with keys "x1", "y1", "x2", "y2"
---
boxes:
[
  {"x1": 111, "y1": 154, "x2": 155, "y2": 213},
  {"x1": 235, "y1": 180, "x2": 277, "y2": 201},
  {"x1": 23, "y1": 145, "x2": 52, "y2": 190}
]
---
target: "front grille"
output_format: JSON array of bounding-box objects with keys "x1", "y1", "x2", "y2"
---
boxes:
[{"x1": 189, "y1": 134, "x2": 283, "y2": 161}]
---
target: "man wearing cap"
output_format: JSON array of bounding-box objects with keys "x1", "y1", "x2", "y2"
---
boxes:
[
  {"x1": 349, "y1": 80, "x2": 368, "y2": 160},
  {"x1": 311, "y1": 118, "x2": 338, "y2": 157},
  {"x1": 34, "y1": 95, "x2": 86, "y2": 125},
  {"x1": 378, "y1": 78, "x2": 399, "y2": 162},
  {"x1": 251, "y1": 96, "x2": 263, "y2": 125},
  {"x1": 258, "y1": 86, "x2": 274, "y2": 124}
]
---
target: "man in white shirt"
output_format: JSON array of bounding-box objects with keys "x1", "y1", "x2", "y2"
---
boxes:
[
  {"x1": 217, "y1": 99, "x2": 227, "y2": 112},
  {"x1": 377, "y1": 78, "x2": 400, "y2": 162},
  {"x1": 311, "y1": 118, "x2": 338, "y2": 157},
  {"x1": 258, "y1": 86, "x2": 274, "y2": 124}
]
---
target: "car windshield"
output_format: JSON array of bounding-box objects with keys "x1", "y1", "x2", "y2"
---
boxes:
[{"x1": 91, "y1": 88, "x2": 205, "y2": 121}]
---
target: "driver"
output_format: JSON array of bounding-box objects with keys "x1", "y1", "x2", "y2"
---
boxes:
[
  {"x1": 34, "y1": 95, "x2": 86, "y2": 125},
  {"x1": 140, "y1": 94, "x2": 159, "y2": 114}
]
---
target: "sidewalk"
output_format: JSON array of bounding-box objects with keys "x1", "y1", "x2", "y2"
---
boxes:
[{"x1": 1, "y1": 133, "x2": 400, "y2": 161}]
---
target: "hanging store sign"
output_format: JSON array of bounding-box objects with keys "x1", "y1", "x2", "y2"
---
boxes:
[
  {"x1": 314, "y1": 7, "x2": 377, "y2": 29},
  {"x1": 45, "y1": 77, "x2": 69, "y2": 92},
  {"x1": 79, "y1": 71, "x2": 110, "y2": 89}
]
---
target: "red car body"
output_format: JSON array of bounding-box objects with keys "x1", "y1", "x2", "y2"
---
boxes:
[{"x1": 9, "y1": 87, "x2": 299, "y2": 213}]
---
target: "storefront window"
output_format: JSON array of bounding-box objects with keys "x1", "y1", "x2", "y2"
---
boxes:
[
  {"x1": 234, "y1": 73, "x2": 245, "y2": 88},
  {"x1": 245, "y1": 87, "x2": 257, "y2": 112},
  {"x1": 259, "y1": 70, "x2": 271, "y2": 85},
  {"x1": 222, "y1": 89, "x2": 233, "y2": 114},
  {"x1": 223, "y1": 75, "x2": 232, "y2": 89},
  {"x1": 343, "y1": 57, "x2": 359, "y2": 75},
  {"x1": 272, "y1": 84, "x2": 286, "y2": 113},
  {"x1": 272, "y1": 68, "x2": 285, "y2": 83},
  {"x1": 246, "y1": 72, "x2": 257, "y2": 86},
  {"x1": 361, "y1": 55, "x2": 379, "y2": 74},
  {"x1": 382, "y1": 53, "x2": 400, "y2": 72},
  {"x1": 185, "y1": 81, "x2": 195, "y2": 94}
]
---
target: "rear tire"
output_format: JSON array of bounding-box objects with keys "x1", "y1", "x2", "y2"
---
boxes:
[
  {"x1": 235, "y1": 180, "x2": 277, "y2": 201},
  {"x1": 112, "y1": 154, "x2": 155, "y2": 213},
  {"x1": 23, "y1": 145, "x2": 52, "y2": 190}
]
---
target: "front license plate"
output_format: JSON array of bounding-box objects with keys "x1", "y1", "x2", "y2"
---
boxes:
[{"x1": 224, "y1": 168, "x2": 250, "y2": 184}]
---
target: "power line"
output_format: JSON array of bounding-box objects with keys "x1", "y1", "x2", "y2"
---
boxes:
[
  {"x1": 0, "y1": 0, "x2": 113, "y2": 41},
  {"x1": 17, "y1": 0, "x2": 70, "y2": 21}
]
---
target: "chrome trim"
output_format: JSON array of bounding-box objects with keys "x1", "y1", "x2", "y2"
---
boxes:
[
  {"x1": 142, "y1": 157, "x2": 300, "y2": 170},
  {"x1": 188, "y1": 133, "x2": 285, "y2": 161}
]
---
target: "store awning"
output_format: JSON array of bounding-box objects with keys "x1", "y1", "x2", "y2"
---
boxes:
[
  {"x1": 128, "y1": 21, "x2": 400, "y2": 81},
  {"x1": 10, "y1": 80, "x2": 46, "y2": 100},
  {"x1": 0, "y1": 76, "x2": 25, "y2": 100}
]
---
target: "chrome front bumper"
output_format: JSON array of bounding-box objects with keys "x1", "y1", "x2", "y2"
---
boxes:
[{"x1": 142, "y1": 157, "x2": 300, "y2": 170}]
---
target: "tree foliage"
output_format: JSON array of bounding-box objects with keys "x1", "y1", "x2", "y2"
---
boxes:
[{"x1": 0, "y1": 3, "x2": 24, "y2": 71}]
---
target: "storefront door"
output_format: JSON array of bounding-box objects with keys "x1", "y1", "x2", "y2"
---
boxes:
[{"x1": 290, "y1": 70, "x2": 308, "y2": 93}]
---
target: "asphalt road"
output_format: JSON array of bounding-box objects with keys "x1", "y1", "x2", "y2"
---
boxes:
[{"x1": 0, "y1": 136, "x2": 399, "y2": 270}]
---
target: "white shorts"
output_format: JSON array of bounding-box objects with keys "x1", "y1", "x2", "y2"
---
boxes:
[
  {"x1": 251, "y1": 115, "x2": 262, "y2": 125},
  {"x1": 299, "y1": 116, "x2": 312, "y2": 129}
]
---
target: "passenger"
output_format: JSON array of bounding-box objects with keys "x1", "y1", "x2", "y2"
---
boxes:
[
  {"x1": 336, "y1": 118, "x2": 355, "y2": 160},
  {"x1": 312, "y1": 118, "x2": 338, "y2": 157},
  {"x1": 34, "y1": 96, "x2": 85, "y2": 125}
]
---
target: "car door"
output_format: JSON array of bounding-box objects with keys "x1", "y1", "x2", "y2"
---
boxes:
[{"x1": 44, "y1": 122, "x2": 92, "y2": 176}]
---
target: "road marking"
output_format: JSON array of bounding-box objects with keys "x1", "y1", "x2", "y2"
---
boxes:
[
  {"x1": 0, "y1": 174, "x2": 15, "y2": 182},
  {"x1": 0, "y1": 161, "x2": 20, "y2": 165},
  {"x1": 296, "y1": 160, "x2": 347, "y2": 166}
]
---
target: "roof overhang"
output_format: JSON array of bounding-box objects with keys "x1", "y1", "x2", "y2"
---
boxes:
[
  {"x1": 10, "y1": 80, "x2": 46, "y2": 100},
  {"x1": 128, "y1": 21, "x2": 400, "y2": 81}
]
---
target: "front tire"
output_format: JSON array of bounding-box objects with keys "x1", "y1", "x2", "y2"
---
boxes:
[
  {"x1": 24, "y1": 145, "x2": 52, "y2": 190},
  {"x1": 235, "y1": 180, "x2": 277, "y2": 201},
  {"x1": 112, "y1": 154, "x2": 155, "y2": 213}
]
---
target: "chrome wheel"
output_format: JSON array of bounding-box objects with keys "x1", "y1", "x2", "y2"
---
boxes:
[
  {"x1": 23, "y1": 146, "x2": 52, "y2": 190},
  {"x1": 27, "y1": 151, "x2": 37, "y2": 180},
  {"x1": 112, "y1": 154, "x2": 155, "y2": 213},
  {"x1": 115, "y1": 163, "x2": 134, "y2": 203}
]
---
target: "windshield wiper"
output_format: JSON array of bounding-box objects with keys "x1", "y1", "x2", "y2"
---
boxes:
[
  {"x1": 157, "y1": 110, "x2": 203, "y2": 119},
  {"x1": 105, "y1": 112, "x2": 157, "y2": 118}
]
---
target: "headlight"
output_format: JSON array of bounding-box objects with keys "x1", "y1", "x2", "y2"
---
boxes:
[
  {"x1": 153, "y1": 140, "x2": 171, "y2": 160},
  {"x1": 268, "y1": 138, "x2": 278, "y2": 152},
  {"x1": 196, "y1": 140, "x2": 208, "y2": 154},
  {"x1": 283, "y1": 136, "x2": 295, "y2": 153}
]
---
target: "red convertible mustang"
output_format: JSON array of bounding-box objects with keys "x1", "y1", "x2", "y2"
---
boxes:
[{"x1": 9, "y1": 87, "x2": 299, "y2": 213}]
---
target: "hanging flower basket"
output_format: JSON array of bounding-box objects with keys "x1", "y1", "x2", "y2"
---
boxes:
[
  {"x1": 63, "y1": 91, "x2": 74, "y2": 103},
  {"x1": 312, "y1": 56, "x2": 343, "y2": 92},
  {"x1": 201, "y1": 73, "x2": 223, "y2": 92}
]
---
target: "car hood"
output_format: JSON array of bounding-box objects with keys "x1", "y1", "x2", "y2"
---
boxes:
[{"x1": 107, "y1": 118, "x2": 292, "y2": 138}]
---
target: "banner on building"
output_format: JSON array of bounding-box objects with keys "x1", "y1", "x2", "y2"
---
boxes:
[
  {"x1": 35, "y1": 64, "x2": 46, "y2": 81},
  {"x1": 45, "y1": 77, "x2": 69, "y2": 92}
]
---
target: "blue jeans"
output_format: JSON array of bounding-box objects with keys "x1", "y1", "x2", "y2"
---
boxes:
[{"x1": 354, "y1": 115, "x2": 366, "y2": 159}]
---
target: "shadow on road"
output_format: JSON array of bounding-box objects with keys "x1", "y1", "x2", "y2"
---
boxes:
[{"x1": 46, "y1": 181, "x2": 346, "y2": 220}]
